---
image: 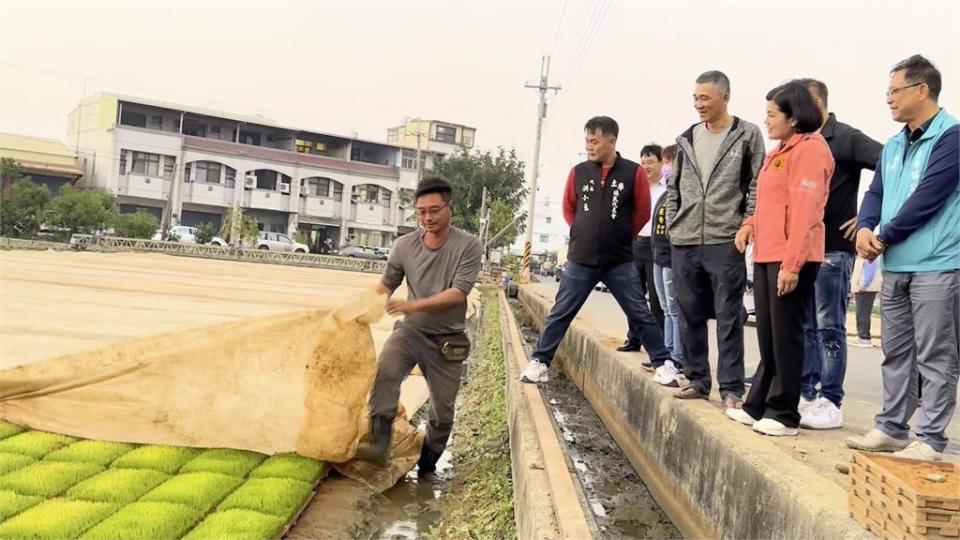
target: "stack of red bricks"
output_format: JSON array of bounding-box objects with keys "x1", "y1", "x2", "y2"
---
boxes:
[{"x1": 849, "y1": 451, "x2": 959, "y2": 539}]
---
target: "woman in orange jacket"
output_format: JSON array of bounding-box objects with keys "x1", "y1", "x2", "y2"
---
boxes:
[{"x1": 727, "y1": 81, "x2": 835, "y2": 436}]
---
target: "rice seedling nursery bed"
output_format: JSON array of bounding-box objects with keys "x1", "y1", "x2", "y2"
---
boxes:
[{"x1": 0, "y1": 423, "x2": 329, "y2": 539}]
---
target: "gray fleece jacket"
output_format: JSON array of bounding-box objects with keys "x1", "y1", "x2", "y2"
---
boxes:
[{"x1": 665, "y1": 116, "x2": 766, "y2": 246}]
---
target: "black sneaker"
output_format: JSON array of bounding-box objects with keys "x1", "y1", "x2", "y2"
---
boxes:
[
  {"x1": 744, "y1": 376, "x2": 755, "y2": 387},
  {"x1": 617, "y1": 342, "x2": 642, "y2": 353}
]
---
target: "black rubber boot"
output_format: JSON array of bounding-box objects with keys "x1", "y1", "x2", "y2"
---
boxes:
[
  {"x1": 354, "y1": 415, "x2": 393, "y2": 467},
  {"x1": 417, "y1": 445, "x2": 443, "y2": 476}
]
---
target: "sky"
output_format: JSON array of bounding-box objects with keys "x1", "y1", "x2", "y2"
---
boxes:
[{"x1": 1, "y1": 0, "x2": 958, "y2": 226}]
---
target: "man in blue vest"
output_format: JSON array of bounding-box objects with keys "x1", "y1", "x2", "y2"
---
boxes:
[{"x1": 846, "y1": 55, "x2": 959, "y2": 461}]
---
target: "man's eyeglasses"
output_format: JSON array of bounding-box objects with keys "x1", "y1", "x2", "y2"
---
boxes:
[
  {"x1": 886, "y1": 82, "x2": 924, "y2": 98},
  {"x1": 415, "y1": 204, "x2": 449, "y2": 218}
]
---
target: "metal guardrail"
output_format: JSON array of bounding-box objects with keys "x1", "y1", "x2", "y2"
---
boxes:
[
  {"x1": 48, "y1": 235, "x2": 388, "y2": 274},
  {"x1": 0, "y1": 237, "x2": 75, "y2": 251}
]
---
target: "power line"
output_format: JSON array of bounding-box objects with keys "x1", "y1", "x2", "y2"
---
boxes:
[{"x1": 548, "y1": 0, "x2": 569, "y2": 59}]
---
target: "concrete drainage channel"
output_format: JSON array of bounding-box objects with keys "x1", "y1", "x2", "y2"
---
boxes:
[
  {"x1": 500, "y1": 291, "x2": 679, "y2": 539},
  {"x1": 513, "y1": 285, "x2": 868, "y2": 540}
]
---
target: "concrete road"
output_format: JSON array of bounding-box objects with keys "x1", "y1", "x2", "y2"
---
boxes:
[{"x1": 528, "y1": 280, "x2": 959, "y2": 454}]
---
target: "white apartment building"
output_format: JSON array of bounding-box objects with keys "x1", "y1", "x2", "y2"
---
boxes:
[{"x1": 66, "y1": 93, "x2": 470, "y2": 251}]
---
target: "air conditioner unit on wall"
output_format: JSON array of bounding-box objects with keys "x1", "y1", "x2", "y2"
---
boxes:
[
  {"x1": 244, "y1": 176, "x2": 256, "y2": 189},
  {"x1": 279, "y1": 183, "x2": 291, "y2": 194}
]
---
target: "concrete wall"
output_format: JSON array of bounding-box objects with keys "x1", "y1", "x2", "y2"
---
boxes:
[{"x1": 518, "y1": 287, "x2": 866, "y2": 540}]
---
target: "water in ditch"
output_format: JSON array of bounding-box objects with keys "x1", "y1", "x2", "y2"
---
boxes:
[
  {"x1": 372, "y1": 416, "x2": 453, "y2": 539},
  {"x1": 514, "y1": 301, "x2": 681, "y2": 539}
]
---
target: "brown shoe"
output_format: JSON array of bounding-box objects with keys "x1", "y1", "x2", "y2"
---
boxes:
[
  {"x1": 722, "y1": 394, "x2": 743, "y2": 410},
  {"x1": 674, "y1": 386, "x2": 708, "y2": 400}
]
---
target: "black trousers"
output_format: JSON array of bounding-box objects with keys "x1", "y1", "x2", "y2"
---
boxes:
[
  {"x1": 744, "y1": 262, "x2": 819, "y2": 427},
  {"x1": 672, "y1": 243, "x2": 747, "y2": 398},
  {"x1": 632, "y1": 237, "x2": 664, "y2": 326},
  {"x1": 855, "y1": 291, "x2": 877, "y2": 340}
]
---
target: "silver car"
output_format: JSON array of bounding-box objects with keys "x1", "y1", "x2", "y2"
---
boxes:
[
  {"x1": 256, "y1": 231, "x2": 308, "y2": 253},
  {"x1": 340, "y1": 245, "x2": 385, "y2": 260}
]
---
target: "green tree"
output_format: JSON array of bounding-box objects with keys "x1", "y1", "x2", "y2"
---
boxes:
[
  {"x1": 1, "y1": 179, "x2": 51, "y2": 239},
  {"x1": 45, "y1": 185, "x2": 119, "y2": 236},
  {"x1": 219, "y1": 207, "x2": 259, "y2": 247},
  {"x1": 194, "y1": 222, "x2": 215, "y2": 244},
  {"x1": 114, "y1": 210, "x2": 159, "y2": 239},
  {"x1": 434, "y1": 147, "x2": 528, "y2": 249}
]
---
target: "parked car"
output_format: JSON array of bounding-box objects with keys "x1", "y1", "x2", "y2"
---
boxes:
[
  {"x1": 152, "y1": 226, "x2": 227, "y2": 246},
  {"x1": 340, "y1": 245, "x2": 385, "y2": 260},
  {"x1": 375, "y1": 247, "x2": 391, "y2": 260},
  {"x1": 256, "y1": 231, "x2": 308, "y2": 253}
]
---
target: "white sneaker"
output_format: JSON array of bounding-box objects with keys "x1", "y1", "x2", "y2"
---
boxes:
[
  {"x1": 849, "y1": 338, "x2": 873, "y2": 348},
  {"x1": 520, "y1": 359, "x2": 549, "y2": 384},
  {"x1": 845, "y1": 428, "x2": 910, "y2": 452},
  {"x1": 798, "y1": 396, "x2": 819, "y2": 417},
  {"x1": 752, "y1": 418, "x2": 798, "y2": 437},
  {"x1": 894, "y1": 441, "x2": 942, "y2": 461},
  {"x1": 652, "y1": 362, "x2": 681, "y2": 388},
  {"x1": 726, "y1": 408, "x2": 756, "y2": 426},
  {"x1": 800, "y1": 398, "x2": 843, "y2": 430}
]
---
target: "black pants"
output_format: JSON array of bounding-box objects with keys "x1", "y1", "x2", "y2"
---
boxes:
[
  {"x1": 633, "y1": 237, "x2": 664, "y2": 328},
  {"x1": 744, "y1": 262, "x2": 819, "y2": 427},
  {"x1": 855, "y1": 291, "x2": 877, "y2": 340},
  {"x1": 672, "y1": 243, "x2": 747, "y2": 398}
]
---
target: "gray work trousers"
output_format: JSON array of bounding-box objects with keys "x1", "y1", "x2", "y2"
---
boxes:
[
  {"x1": 874, "y1": 270, "x2": 959, "y2": 452},
  {"x1": 369, "y1": 324, "x2": 465, "y2": 454}
]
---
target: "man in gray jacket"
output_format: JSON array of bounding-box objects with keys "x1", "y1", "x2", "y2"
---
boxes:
[{"x1": 666, "y1": 70, "x2": 766, "y2": 408}]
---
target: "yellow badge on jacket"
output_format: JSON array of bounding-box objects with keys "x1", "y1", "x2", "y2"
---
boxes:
[{"x1": 771, "y1": 156, "x2": 786, "y2": 171}]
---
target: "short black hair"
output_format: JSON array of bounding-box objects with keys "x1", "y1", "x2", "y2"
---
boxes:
[
  {"x1": 662, "y1": 144, "x2": 677, "y2": 161},
  {"x1": 414, "y1": 176, "x2": 453, "y2": 203},
  {"x1": 891, "y1": 54, "x2": 942, "y2": 101},
  {"x1": 696, "y1": 70, "x2": 731, "y2": 96},
  {"x1": 765, "y1": 81, "x2": 823, "y2": 134},
  {"x1": 584, "y1": 116, "x2": 619, "y2": 138},
  {"x1": 796, "y1": 78, "x2": 828, "y2": 108},
  {"x1": 640, "y1": 144, "x2": 663, "y2": 161}
]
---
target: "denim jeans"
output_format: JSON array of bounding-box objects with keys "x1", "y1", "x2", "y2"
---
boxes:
[
  {"x1": 801, "y1": 251, "x2": 854, "y2": 406},
  {"x1": 653, "y1": 264, "x2": 683, "y2": 367},
  {"x1": 532, "y1": 260, "x2": 669, "y2": 366}
]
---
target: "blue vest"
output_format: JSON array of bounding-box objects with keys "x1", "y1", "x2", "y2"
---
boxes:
[{"x1": 879, "y1": 108, "x2": 960, "y2": 272}]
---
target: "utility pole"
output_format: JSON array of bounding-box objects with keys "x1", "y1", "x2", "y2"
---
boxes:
[
  {"x1": 521, "y1": 56, "x2": 560, "y2": 282},
  {"x1": 479, "y1": 187, "x2": 488, "y2": 264},
  {"x1": 415, "y1": 116, "x2": 423, "y2": 184},
  {"x1": 403, "y1": 117, "x2": 426, "y2": 185}
]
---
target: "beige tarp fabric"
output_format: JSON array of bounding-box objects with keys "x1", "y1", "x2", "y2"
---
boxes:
[{"x1": 0, "y1": 288, "x2": 420, "y2": 491}]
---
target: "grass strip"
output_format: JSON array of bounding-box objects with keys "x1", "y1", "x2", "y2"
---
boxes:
[
  {"x1": 183, "y1": 509, "x2": 286, "y2": 540},
  {"x1": 0, "y1": 490, "x2": 44, "y2": 522},
  {"x1": 110, "y1": 444, "x2": 201, "y2": 475},
  {"x1": 67, "y1": 468, "x2": 170, "y2": 505},
  {"x1": 0, "y1": 499, "x2": 116, "y2": 540},
  {"x1": 0, "y1": 423, "x2": 25, "y2": 441},
  {"x1": 0, "y1": 431, "x2": 77, "y2": 459},
  {"x1": 0, "y1": 453, "x2": 35, "y2": 476},
  {"x1": 44, "y1": 440, "x2": 136, "y2": 467},
  {"x1": 79, "y1": 501, "x2": 200, "y2": 540},
  {"x1": 179, "y1": 448, "x2": 267, "y2": 478},
  {"x1": 0, "y1": 461, "x2": 103, "y2": 497},
  {"x1": 140, "y1": 471, "x2": 243, "y2": 513},
  {"x1": 426, "y1": 288, "x2": 515, "y2": 539},
  {"x1": 217, "y1": 477, "x2": 313, "y2": 521},
  {"x1": 249, "y1": 453, "x2": 327, "y2": 484}
]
